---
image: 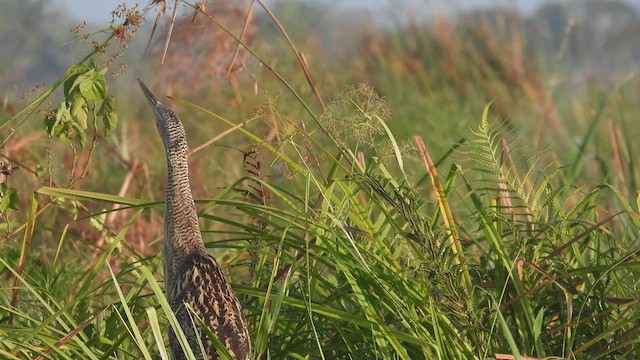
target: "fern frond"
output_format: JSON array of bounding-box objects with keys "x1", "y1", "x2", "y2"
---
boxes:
[{"x1": 459, "y1": 104, "x2": 560, "y2": 226}]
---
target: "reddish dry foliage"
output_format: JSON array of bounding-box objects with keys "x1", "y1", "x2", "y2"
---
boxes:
[{"x1": 149, "y1": 0, "x2": 256, "y2": 96}]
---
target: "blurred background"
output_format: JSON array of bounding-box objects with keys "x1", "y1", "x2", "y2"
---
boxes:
[{"x1": 3, "y1": 0, "x2": 639, "y2": 92}]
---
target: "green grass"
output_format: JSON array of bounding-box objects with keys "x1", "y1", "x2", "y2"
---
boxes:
[{"x1": 1, "y1": 1, "x2": 640, "y2": 359}]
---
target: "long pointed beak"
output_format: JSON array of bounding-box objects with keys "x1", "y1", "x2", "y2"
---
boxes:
[
  {"x1": 137, "y1": 77, "x2": 186, "y2": 153},
  {"x1": 137, "y1": 77, "x2": 160, "y2": 108}
]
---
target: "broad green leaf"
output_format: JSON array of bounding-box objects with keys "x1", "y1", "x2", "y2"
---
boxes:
[
  {"x1": 0, "y1": 183, "x2": 13, "y2": 212},
  {"x1": 99, "y1": 95, "x2": 118, "y2": 135},
  {"x1": 63, "y1": 70, "x2": 83, "y2": 95},
  {"x1": 81, "y1": 80, "x2": 105, "y2": 100},
  {"x1": 79, "y1": 73, "x2": 106, "y2": 100},
  {"x1": 70, "y1": 94, "x2": 88, "y2": 129},
  {"x1": 69, "y1": 67, "x2": 106, "y2": 100}
]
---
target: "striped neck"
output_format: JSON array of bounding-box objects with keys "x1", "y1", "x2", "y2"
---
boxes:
[{"x1": 137, "y1": 79, "x2": 207, "y2": 292}]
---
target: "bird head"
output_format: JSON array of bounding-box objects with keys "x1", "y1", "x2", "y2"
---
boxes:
[{"x1": 137, "y1": 78, "x2": 189, "y2": 154}]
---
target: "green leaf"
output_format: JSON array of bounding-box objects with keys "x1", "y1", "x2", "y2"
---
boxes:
[
  {"x1": 0, "y1": 189, "x2": 11, "y2": 212},
  {"x1": 496, "y1": 302, "x2": 522, "y2": 358},
  {"x1": 107, "y1": 262, "x2": 153, "y2": 360},
  {"x1": 70, "y1": 67, "x2": 106, "y2": 100},
  {"x1": 63, "y1": 69, "x2": 84, "y2": 95},
  {"x1": 47, "y1": 97, "x2": 88, "y2": 147},
  {"x1": 71, "y1": 68, "x2": 93, "y2": 90},
  {"x1": 80, "y1": 77, "x2": 106, "y2": 100},
  {"x1": 0, "y1": 183, "x2": 19, "y2": 212},
  {"x1": 55, "y1": 102, "x2": 71, "y2": 124},
  {"x1": 88, "y1": 58, "x2": 100, "y2": 71},
  {"x1": 59, "y1": 130, "x2": 71, "y2": 144},
  {"x1": 533, "y1": 308, "x2": 544, "y2": 341},
  {"x1": 36, "y1": 186, "x2": 153, "y2": 207},
  {"x1": 70, "y1": 94, "x2": 88, "y2": 130},
  {"x1": 74, "y1": 121, "x2": 87, "y2": 147},
  {"x1": 47, "y1": 102, "x2": 71, "y2": 137},
  {"x1": 145, "y1": 307, "x2": 169, "y2": 359},
  {"x1": 43, "y1": 111, "x2": 57, "y2": 136},
  {"x1": 104, "y1": 111, "x2": 118, "y2": 136},
  {"x1": 45, "y1": 102, "x2": 75, "y2": 144},
  {"x1": 99, "y1": 95, "x2": 118, "y2": 135}
]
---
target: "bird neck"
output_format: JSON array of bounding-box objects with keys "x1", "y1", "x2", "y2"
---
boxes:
[{"x1": 164, "y1": 149, "x2": 207, "y2": 258}]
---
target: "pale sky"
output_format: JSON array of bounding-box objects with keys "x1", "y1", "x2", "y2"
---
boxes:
[{"x1": 58, "y1": 0, "x2": 548, "y2": 24}]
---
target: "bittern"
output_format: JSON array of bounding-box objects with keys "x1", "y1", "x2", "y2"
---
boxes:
[{"x1": 137, "y1": 79, "x2": 251, "y2": 360}]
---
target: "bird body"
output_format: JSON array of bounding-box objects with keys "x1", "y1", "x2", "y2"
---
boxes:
[{"x1": 138, "y1": 79, "x2": 251, "y2": 360}]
